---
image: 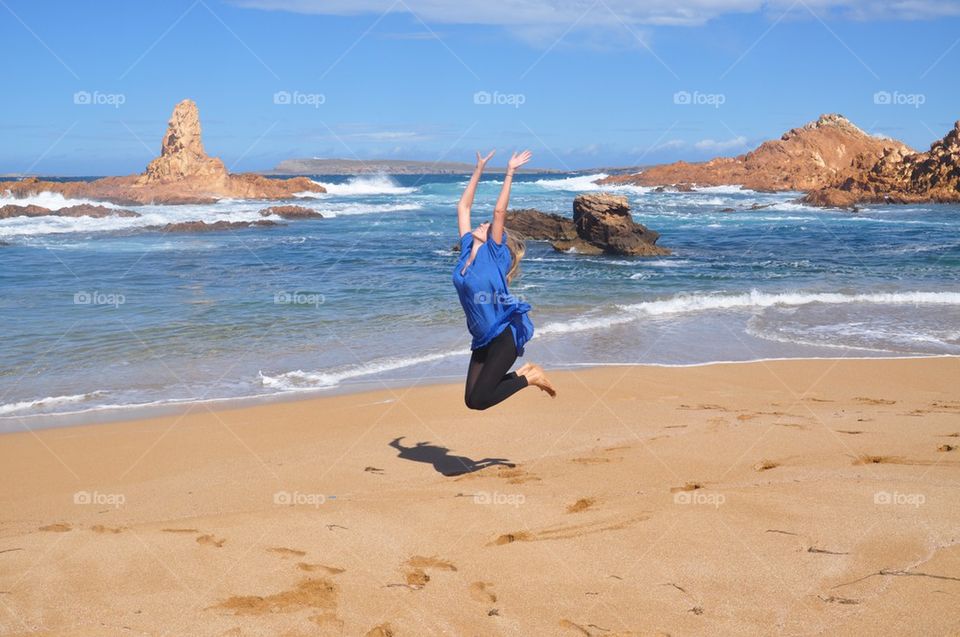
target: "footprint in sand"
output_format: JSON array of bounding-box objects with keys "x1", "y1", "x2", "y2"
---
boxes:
[
  {"x1": 852, "y1": 454, "x2": 952, "y2": 467},
  {"x1": 38, "y1": 523, "x2": 71, "y2": 532},
  {"x1": 213, "y1": 578, "x2": 337, "y2": 616},
  {"x1": 560, "y1": 619, "x2": 633, "y2": 636},
  {"x1": 491, "y1": 513, "x2": 649, "y2": 546},
  {"x1": 364, "y1": 624, "x2": 395, "y2": 637},
  {"x1": 571, "y1": 456, "x2": 621, "y2": 465},
  {"x1": 298, "y1": 563, "x2": 345, "y2": 575},
  {"x1": 267, "y1": 547, "x2": 306, "y2": 558},
  {"x1": 402, "y1": 555, "x2": 457, "y2": 588},
  {"x1": 470, "y1": 581, "x2": 497, "y2": 603},
  {"x1": 753, "y1": 460, "x2": 779, "y2": 472},
  {"x1": 567, "y1": 498, "x2": 596, "y2": 513},
  {"x1": 853, "y1": 454, "x2": 904, "y2": 465},
  {"x1": 670, "y1": 482, "x2": 703, "y2": 493},
  {"x1": 161, "y1": 528, "x2": 199, "y2": 534},
  {"x1": 456, "y1": 465, "x2": 540, "y2": 485},
  {"x1": 678, "y1": 403, "x2": 728, "y2": 411},
  {"x1": 91, "y1": 525, "x2": 125, "y2": 534},
  {"x1": 197, "y1": 534, "x2": 226, "y2": 548},
  {"x1": 854, "y1": 397, "x2": 897, "y2": 405},
  {"x1": 937, "y1": 444, "x2": 956, "y2": 452}
]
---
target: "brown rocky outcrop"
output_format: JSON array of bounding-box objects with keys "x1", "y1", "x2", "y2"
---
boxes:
[
  {"x1": 259, "y1": 205, "x2": 324, "y2": 219},
  {"x1": 0, "y1": 203, "x2": 139, "y2": 219},
  {"x1": 0, "y1": 99, "x2": 324, "y2": 206},
  {"x1": 803, "y1": 120, "x2": 960, "y2": 208},
  {"x1": 452, "y1": 200, "x2": 668, "y2": 256},
  {"x1": 599, "y1": 114, "x2": 911, "y2": 192},
  {"x1": 137, "y1": 100, "x2": 227, "y2": 186},
  {"x1": 553, "y1": 193, "x2": 669, "y2": 256},
  {"x1": 503, "y1": 208, "x2": 577, "y2": 242}
]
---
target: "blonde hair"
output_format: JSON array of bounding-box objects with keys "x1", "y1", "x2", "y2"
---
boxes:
[{"x1": 505, "y1": 231, "x2": 526, "y2": 285}]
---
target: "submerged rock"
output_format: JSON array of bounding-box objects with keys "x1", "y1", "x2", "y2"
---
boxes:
[
  {"x1": 259, "y1": 205, "x2": 323, "y2": 219},
  {"x1": 0, "y1": 203, "x2": 139, "y2": 219}
]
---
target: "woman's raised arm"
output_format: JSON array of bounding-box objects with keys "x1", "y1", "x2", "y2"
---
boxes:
[
  {"x1": 490, "y1": 150, "x2": 532, "y2": 244},
  {"x1": 458, "y1": 150, "x2": 495, "y2": 237}
]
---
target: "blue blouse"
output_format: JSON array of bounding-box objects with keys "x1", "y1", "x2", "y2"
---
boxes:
[{"x1": 452, "y1": 229, "x2": 534, "y2": 356}]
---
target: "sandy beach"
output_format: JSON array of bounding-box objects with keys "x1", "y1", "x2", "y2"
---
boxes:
[{"x1": 1, "y1": 357, "x2": 958, "y2": 636}]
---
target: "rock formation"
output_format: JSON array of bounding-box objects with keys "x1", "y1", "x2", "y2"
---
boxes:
[
  {"x1": 0, "y1": 203, "x2": 139, "y2": 219},
  {"x1": 137, "y1": 100, "x2": 228, "y2": 186},
  {"x1": 803, "y1": 120, "x2": 960, "y2": 208},
  {"x1": 599, "y1": 114, "x2": 911, "y2": 192},
  {"x1": 453, "y1": 199, "x2": 668, "y2": 256},
  {"x1": 259, "y1": 205, "x2": 324, "y2": 219},
  {"x1": 0, "y1": 99, "x2": 324, "y2": 205},
  {"x1": 503, "y1": 208, "x2": 577, "y2": 242},
  {"x1": 553, "y1": 193, "x2": 669, "y2": 256}
]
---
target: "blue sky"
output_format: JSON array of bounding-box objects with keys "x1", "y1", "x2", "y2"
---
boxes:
[{"x1": 1, "y1": 0, "x2": 958, "y2": 175}]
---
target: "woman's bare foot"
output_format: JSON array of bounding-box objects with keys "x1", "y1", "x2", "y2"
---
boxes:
[
  {"x1": 522, "y1": 363, "x2": 557, "y2": 397},
  {"x1": 516, "y1": 362, "x2": 533, "y2": 377}
]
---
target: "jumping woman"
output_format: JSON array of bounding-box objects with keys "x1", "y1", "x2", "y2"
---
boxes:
[{"x1": 453, "y1": 149, "x2": 557, "y2": 410}]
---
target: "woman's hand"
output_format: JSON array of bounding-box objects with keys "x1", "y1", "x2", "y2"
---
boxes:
[
  {"x1": 506, "y1": 150, "x2": 532, "y2": 173},
  {"x1": 476, "y1": 150, "x2": 495, "y2": 171}
]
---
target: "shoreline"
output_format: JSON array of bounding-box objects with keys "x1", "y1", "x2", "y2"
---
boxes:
[
  {"x1": 4, "y1": 353, "x2": 957, "y2": 433},
  {"x1": 1, "y1": 356, "x2": 958, "y2": 634}
]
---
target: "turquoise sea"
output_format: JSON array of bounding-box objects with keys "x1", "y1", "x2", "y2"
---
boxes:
[{"x1": 1, "y1": 173, "x2": 958, "y2": 428}]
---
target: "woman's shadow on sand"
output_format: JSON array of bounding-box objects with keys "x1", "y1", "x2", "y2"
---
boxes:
[{"x1": 389, "y1": 436, "x2": 515, "y2": 477}]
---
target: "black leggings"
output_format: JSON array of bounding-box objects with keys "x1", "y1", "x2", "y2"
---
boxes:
[{"x1": 464, "y1": 327, "x2": 528, "y2": 410}]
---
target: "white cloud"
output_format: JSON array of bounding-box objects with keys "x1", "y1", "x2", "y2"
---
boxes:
[
  {"x1": 654, "y1": 139, "x2": 687, "y2": 151},
  {"x1": 230, "y1": 0, "x2": 960, "y2": 31},
  {"x1": 694, "y1": 135, "x2": 748, "y2": 152}
]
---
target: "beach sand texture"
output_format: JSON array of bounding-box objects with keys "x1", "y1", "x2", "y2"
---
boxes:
[{"x1": 1, "y1": 358, "x2": 959, "y2": 636}]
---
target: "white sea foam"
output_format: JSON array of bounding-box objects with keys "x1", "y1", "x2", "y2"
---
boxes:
[
  {"x1": 258, "y1": 347, "x2": 469, "y2": 391},
  {"x1": 302, "y1": 174, "x2": 416, "y2": 196},
  {"x1": 538, "y1": 290, "x2": 960, "y2": 336},
  {"x1": 533, "y1": 173, "x2": 610, "y2": 191},
  {"x1": 0, "y1": 391, "x2": 105, "y2": 416},
  {"x1": 0, "y1": 197, "x2": 422, "y2": 237},
  {"x1": 618, "y1": 290, "x2": 960, "y2": 316},
  {"x1": 694, "y1": 185, "x2": 754, "y2": 194},
  {"x1": 313, "y1": 203, "x2": 421, "y2": 218},
  {"x1": 0, "y1": 190, "x2": 123, "y2": 210}
]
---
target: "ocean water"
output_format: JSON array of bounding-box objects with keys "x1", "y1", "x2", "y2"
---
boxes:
[{"x1": 1, "y1": 173, "x2": 958, "y2": 427}]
